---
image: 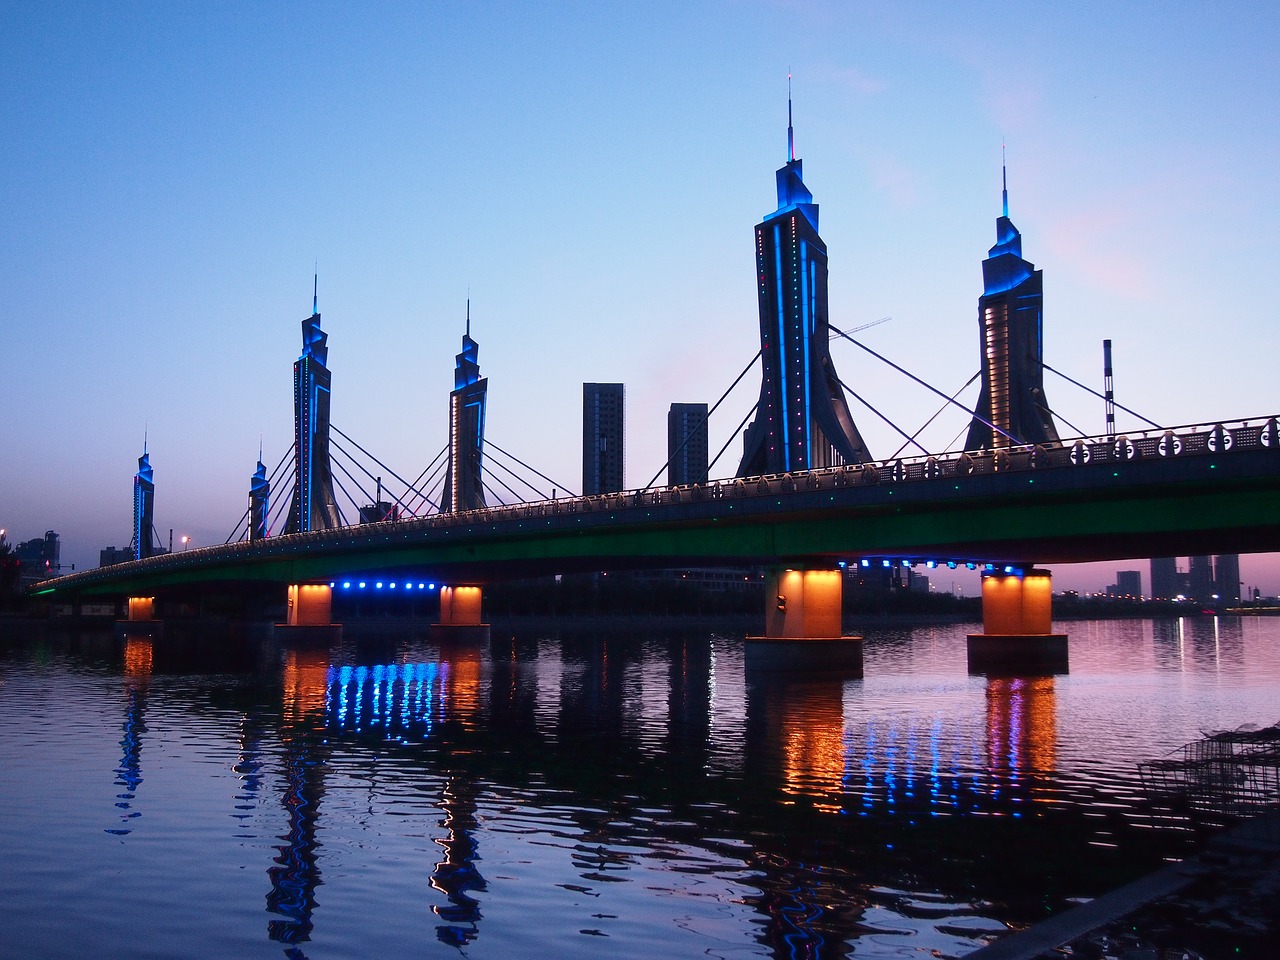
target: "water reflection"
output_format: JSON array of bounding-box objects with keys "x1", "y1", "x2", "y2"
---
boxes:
[
  {"x1": 107, "y1": 634, "x2": 152, "y2": 835},
  {"x1": 1152, "y1": 617, "x2": 1246, "y2": 671},
  {"x1": 267, "y1": 649, "x2": 330, "y2": 945}
]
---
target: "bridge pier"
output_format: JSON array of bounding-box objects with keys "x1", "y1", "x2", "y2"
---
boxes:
[
  {"x1": 746, "y1": 568, "x2": 862, "y2": 673},
  {"x1": 117, "y1": 595, "x2": 163, "y2": 636},
  {"x1": 967, "y1": 569, "x2": 1068, "y2": 673},
  {"x1": 430, "y1": 585, "x2": 490, "y2": 642},
  {"x1": 277, "y1": 583, "x2": 342, "y2": 642}
]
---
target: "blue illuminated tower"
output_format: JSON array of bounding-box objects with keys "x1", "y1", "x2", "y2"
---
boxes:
[
  {"x1": 131, "y1": 442, "x2": 155, "y2": 560},
  {"x1": 249, "y1": 455, "x2": 270, "y2": 540},
  {"x1": 285, "y1": 281, "x2": 341, "y2": 533},
  {"x1": 738, "y1": 93, "x2": 870, "y2": 477},
  {"x1": 443, "y1": 302, "x2": 488, "y2": 513},
  {"x1": 964, "y1": 161, "x2": 1060, "y2": 451}
]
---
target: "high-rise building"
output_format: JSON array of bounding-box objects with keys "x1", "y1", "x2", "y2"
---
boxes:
[
  {"x1": 667, "y1": 403, "x2": 709, "y2": 486},
  {"x1": 738, "y1": 96, "x2": 870, "y2": 477},
  {"x1": 1115, "y1": 570, "x2": 1142, "y2": 597},
  {"x1": 132, "y1": 445, "x2": 155, "y2": 560},
  {"x1": 583, "y1": 383, "x2": 625, "y2": 495},
  {"x1": 965, "y1": 162, "x2": 1060, "y2": 451},
  {"x1": 1188, "y1": 555, "x2": 1215, "y2": 602},
  {"x1": 443, "y1": 305, "x2": 488, "y2": 513},
  {"x1": 1215, "y1": 554, "x2": 1241, "y2": 604},
  {"x1": 14, "y1": 530, "x2": 60, "y2": 585},
  {"x1": 286, "y1": 282, "x2": 341, "y2": 533},
  {"x1": 1150, "y1": 557, "x2": 1179, "y2": 600}
]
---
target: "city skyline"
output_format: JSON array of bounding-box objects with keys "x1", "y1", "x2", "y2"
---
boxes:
[{"x1": 2, "y1": 3, "x2": 1278, "y2": 592}]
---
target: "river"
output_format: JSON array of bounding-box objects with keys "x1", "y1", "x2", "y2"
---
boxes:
[{"x1": 1, "y1": 615, "x2": 1277, "y2": 959}]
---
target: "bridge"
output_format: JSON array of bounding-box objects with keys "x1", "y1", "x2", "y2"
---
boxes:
[{"x1": 29, "y1": 111, "x2": 1280, "y2": 665}]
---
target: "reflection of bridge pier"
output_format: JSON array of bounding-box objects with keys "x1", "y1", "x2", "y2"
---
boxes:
[
  {"x1": 266, "y1": 648, "x2": 331, "y2": 946},
  {"x1": 430, "y1": 774, "x2": 488, "y2": 946}
]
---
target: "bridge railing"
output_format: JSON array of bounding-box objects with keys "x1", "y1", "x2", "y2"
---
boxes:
[{"x1": 34, "y1": 416, "x2": 1280, "y2": 594}]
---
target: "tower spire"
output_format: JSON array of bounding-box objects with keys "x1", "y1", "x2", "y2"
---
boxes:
[
  {"x1": 466, "y1": 297, "x2": 471, "y2": 338},
  {"x1": 1001, "y1": 141, "x2": 1009, "y2": 218},
  {"x1": 312, "y1": 268, "x2": 318, "y2": 316},
  {"x1": 787, "y1": 71, "x2": 795, "y2": 163}
]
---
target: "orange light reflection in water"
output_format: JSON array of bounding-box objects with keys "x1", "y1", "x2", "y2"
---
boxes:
[
  {"x1": 779, "y1": 686, "x2": 848, "y2": 813},
  {"x1": 123, "y1": 636, "x2": 154, "y2": 677},
  {"x1": 985, "y1": 675, "x2": 1057, "y2": 794},
  {"x1": 282, "y1": 649, "x2": 331, "y2": 725}
]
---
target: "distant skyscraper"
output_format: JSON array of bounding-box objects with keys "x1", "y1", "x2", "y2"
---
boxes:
[
  {"x1": 1215, "y1": 554, "x2": 1241, "y2": 604},
  {"x1": 1150, "y1": 557, "x2": 1179, "y2": 599},
  {"x1": 1188, "y1": 555, "x2": 1215, "y2": 601},
  {"x1": 965, "y1": 161, "x2": 1060, "y2": 451},
  {"x1": 1115, "y1": 570, "x2": 1142, "y2": 597},
  {"x1": 443, "y1": 304, "x2": 488, "y2": 513},
  {"x1": 738, "y1": 94, "x2": 870, "y2": 477},
  {"x1": 286, "y1": 282, "x2": 341, "y2": 533},
  {"x1": 583, "y1": 383, "x2": 625, "y2": 495},
  {"x1": 132, "y1": 444, "x2": 155, "y2": 560},
  {"x1": 249, "y1": 457, "x2": 270, "y2": 541},
  {"x1": 667, "y1": 403, "x2": 709, "y2": 486}
]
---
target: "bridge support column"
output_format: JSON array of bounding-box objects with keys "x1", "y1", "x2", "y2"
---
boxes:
[
  {"x1": 276, "y1": 583, "x2": 342, "y2": 642},
  {"x1": 117, "y1": 595, "x2": 163, "y2": 636},
  {"x1": 746, "y1": 569, "x2": 862, "y2": 673},
  {"x1": 967, "y1": 569, "x2": 1068, "y2": 673},
  {"x1": 430, "y1": 585, "x2": 490, "y2": 642}
]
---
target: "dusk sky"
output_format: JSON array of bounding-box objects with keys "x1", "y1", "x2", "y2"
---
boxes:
[{"x1": 3, "y1": 2, "x2": 1278, "y2": 595}]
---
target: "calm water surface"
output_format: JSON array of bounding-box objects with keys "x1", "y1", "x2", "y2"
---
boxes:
[{"x1": 2, "y1": 616, "x2": 1278, "y2": 959}]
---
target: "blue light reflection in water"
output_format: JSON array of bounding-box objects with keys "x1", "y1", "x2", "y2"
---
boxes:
[{"x1": 0, "y1": 617, "x2": 1277, "y2": 959}]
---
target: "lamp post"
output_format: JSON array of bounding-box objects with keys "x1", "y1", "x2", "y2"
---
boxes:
[{"x1": 181, "y1": 536, "x2": 190, "y2": 551}]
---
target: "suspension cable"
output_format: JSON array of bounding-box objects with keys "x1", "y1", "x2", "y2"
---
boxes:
[
  {"x1": 643, "y1": 349, "x2": 763, "y2": 490},
  {"x1": 831, "y1": 328, "x2": 1021, "y2": 446},
  {"x1": 888, "y1": 372, "x2": 979, "y2": 460},
  {"x1": 707, "y1": 401, "x2": 759, "y2": 477},
  {"x1": 1042, "y1": 362, "x2": 1162, "y2": 430},
  {"x1": 836, "y1": 377, "x2": 931, "y2": 457},
  {"x1": 484, "y1": 439, "x2": 578, "y2": 498}
]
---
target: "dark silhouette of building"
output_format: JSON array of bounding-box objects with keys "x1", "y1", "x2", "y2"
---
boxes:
[
  {"x1": 1108, "y1": 570, "x2": 1142, "y2": 597},
  {"x1": 667, "y1": 402, "x2": 709, "y2": 486},
  {"x1": 14, "y1": 530, "x2": 60, "y2": 586},
  {"x1": 1150, "y1": 557, "x2": 1179, "y2": 600},
  {"x1": 286, "y1": 281, "x2": 341, "y2": 533},
  {"x1": 739, "y1": 96, "x2": 870, "y2": 477},
  {"x1": 100, "y1": 545, "x2": 133, "y2": 567},
  {"x1": 583, "y1": 382, "x2": 625, "y2": 495},
  {"x1": 965, "y1": 161, "x2": 1060, "y2": 451},
  {"x1": 249, "y1": 457, "x2": 270, "y2": 540},
  {"x1": 1188, "y1": 555, "x2": 1215, "y2": 602},
  {"x1": 132, "y1": 445, "x2": 155, "y2": 560},
  {"x1": 443, "y1": 304, "x2": 488, "y2": 513},
  {"x1": 1215, "y1": 554, "x2": 1241, "y2": 604}
]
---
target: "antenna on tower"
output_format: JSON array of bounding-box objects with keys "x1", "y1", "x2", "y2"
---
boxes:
[
  {"x1": 312, "y1": 266, "x2": 318, "y2": 316},
  {"x1": 1001, "y1": 141, "x2": 1009, "y2": 218},
  {"x1": 787, "y1": 70, "x2": 795, "y2": 163},
  {"x1": 466, "y1": 297, "x2": 471, "y2": 338}
]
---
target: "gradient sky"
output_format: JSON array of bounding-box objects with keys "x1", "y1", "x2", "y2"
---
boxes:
[{"x1": 3, "y1": 1, "x2": 1278, "y2": 595}]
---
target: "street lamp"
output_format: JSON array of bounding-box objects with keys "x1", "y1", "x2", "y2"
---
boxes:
[{"x1": 181, "y1": 536, "x2": 190, "y2": 551}]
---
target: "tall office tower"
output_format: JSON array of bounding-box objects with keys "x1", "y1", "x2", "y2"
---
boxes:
[
  {"x1": 248, "y1": 457, "x2": 270, "y2": 541},
  {"x1": 443, "y1": 304, "x2": 488, "y2": 513},
  {"x1": 1115, "y1": 570, "x2": 1142, "y2": 597},
  {"x1": 737, "y1": 95, "x2": 870, "y2": 478},
  {"x1": 285, "y1": 282, "x2": 341, "y2": 533},
  {"x1": 1150, "y1": 557, "x2": 1179, "y2": 600},
  {"x1": 964, "y1": 161, "x2": 1060, "y2": 451},
  {"x1": 583, "y1": 383, "x2": 625, "y2": 495},
  {"x1": 132, "y1": 444, "x2": 155, "y2": 560},
  {"x1": 1215, "y1": 554, "x2": 1241, "y2": 604},
  {"x1": 667, "y1": 402, "x2": 709, "y2": 486},
  {"x1": 1188, "y1": 555, "x2": 1215, "y2": 601}
]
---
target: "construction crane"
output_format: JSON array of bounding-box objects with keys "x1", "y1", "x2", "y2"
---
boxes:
[{"x1": 829, "y1": 316, "x2": 890, "y2": 340}]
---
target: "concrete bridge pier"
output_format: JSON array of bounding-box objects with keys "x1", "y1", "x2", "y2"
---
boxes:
[
  {"x1": 276, "y1": 583, "x2": 342, "y2": 641},
  {"x1": 746, "y1": 568, "x2": 862, "y2": 673},
  {"x1": 967, "y1": 568, "x2": 1068, "y2": 673},
  {"x1": 117, "y1": 595, "x2": 163, "y2": 636},
  {"x1": 430, "y1": 585, "x2": 491, "y2": 642}
]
